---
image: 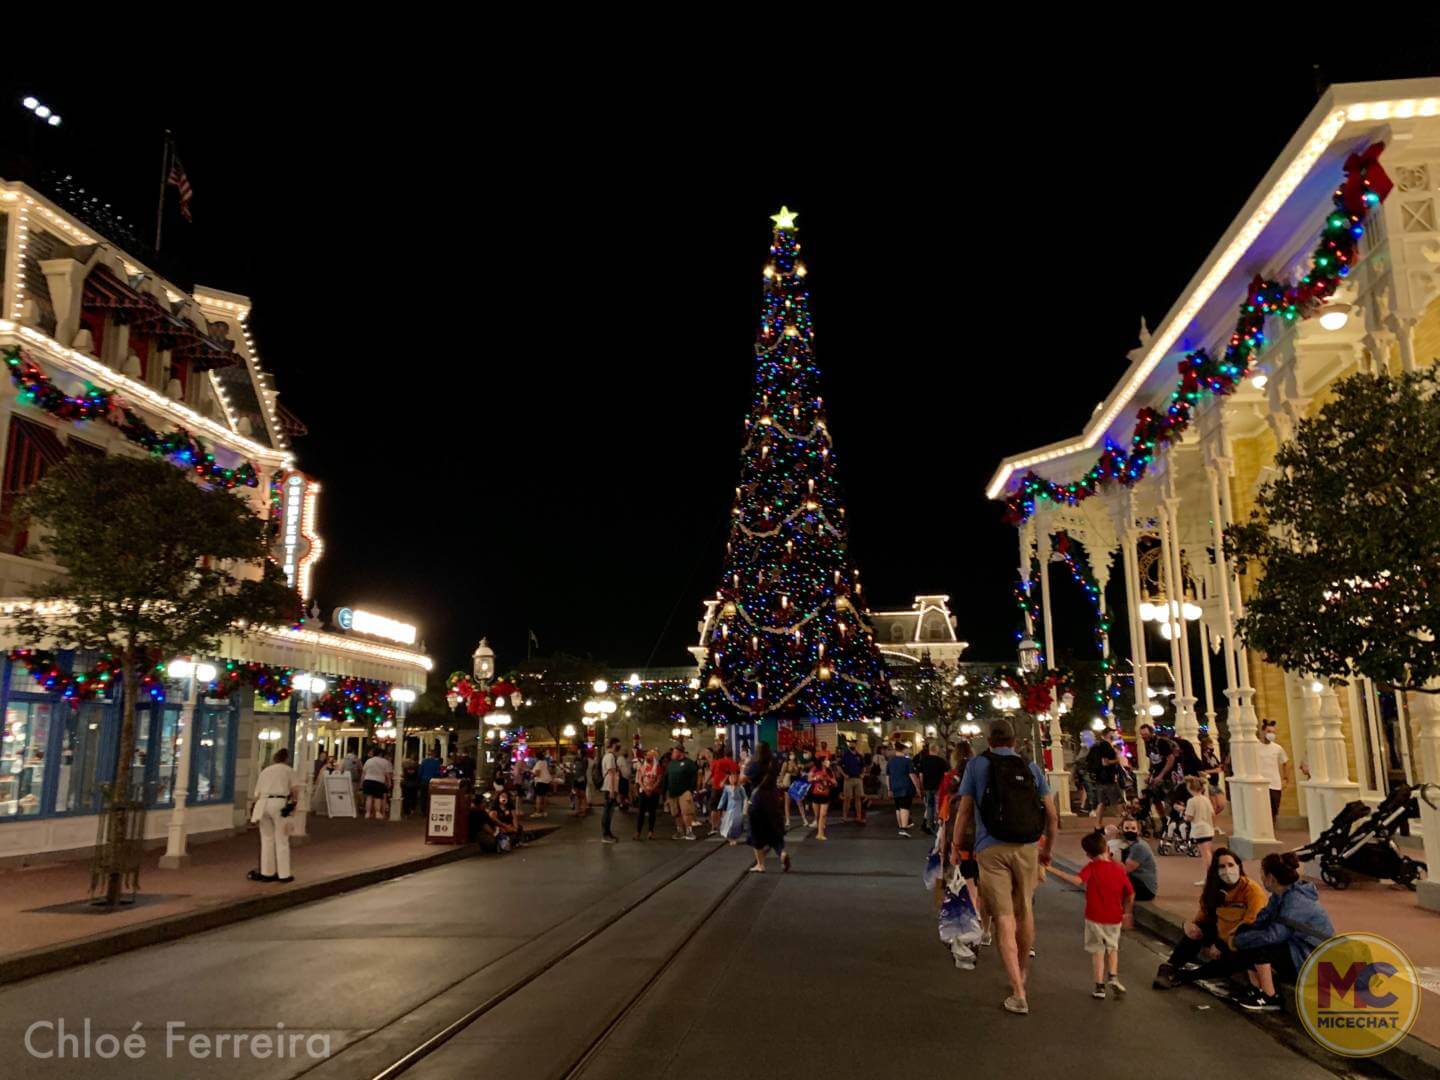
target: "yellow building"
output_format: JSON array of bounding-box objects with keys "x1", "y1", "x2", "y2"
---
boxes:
[{"x1": 986, "y1": 79, "x2": 1440, "y2": 911}]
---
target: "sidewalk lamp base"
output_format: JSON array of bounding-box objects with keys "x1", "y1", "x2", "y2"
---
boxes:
[
  {"x1": 1226, "y1": 835, "x2": 1288, "y2": 861},
  {"x1": 1417, "y1": 879, "x2": 1440, "y2": 915}
]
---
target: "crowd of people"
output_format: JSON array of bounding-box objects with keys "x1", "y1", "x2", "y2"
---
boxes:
[{"x1": 924, "y1": 718, "x2": 1334, "y2": 1018}]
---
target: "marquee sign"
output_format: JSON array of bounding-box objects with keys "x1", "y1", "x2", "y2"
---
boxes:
[
  {"x1": 275, "y1": 471, "x2": 323, "y2": 601},
  {"x1": 333, "y1": 607, "x2": 418, "y2": 646}
]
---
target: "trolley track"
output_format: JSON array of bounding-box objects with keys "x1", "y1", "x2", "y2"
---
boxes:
[{"x1": 339, "y1": 836, "x2": 749, "y2": 1080}]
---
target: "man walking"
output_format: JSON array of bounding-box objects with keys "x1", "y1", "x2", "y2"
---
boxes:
[
  {"x1": 951, "y1": 720, "x2": 1058, "y2": 1016},
  {"x1": 887, "y1": 742, "x2": 917, "y2": 837},
  {"x1": 840, "y1": 742, "x2": 866, "y2": 823},
  {"x1": 1255, "y1": 718, "x2": 1290, "y2": 823},
  {"x1": 249, "y1": 747, "x2": 300, "y2": 884},
  {"x1": 600, "y1": 738, "x2": 621, "y2": 843},
  {"x1": 917, "y1": 743, "x2": 947, "y2": 834},
  {"x1": 665, "y1": 744, "x2": 700, "y2": 839},
  {"x1": 1088, "y1": 729, "x2": 1124, "y2": 829}
]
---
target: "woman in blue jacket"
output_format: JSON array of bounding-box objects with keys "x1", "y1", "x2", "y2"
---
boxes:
[{"x1": 1229, "y1": 851, "x2": 1333, "y2": 1012}]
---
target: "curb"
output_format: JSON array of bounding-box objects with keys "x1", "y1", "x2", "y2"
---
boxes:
[
  {"x1": 1051, "y1": 853, "x2": 1440, "y2": 1080},
  {"x1": 0, "y1": 825, "x2": 559, "y2": 987}
]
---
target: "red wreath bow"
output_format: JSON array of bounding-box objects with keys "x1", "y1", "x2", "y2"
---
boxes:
[{"x1": 1341, "y1": 142, "x2": 1392, "y2": 215}]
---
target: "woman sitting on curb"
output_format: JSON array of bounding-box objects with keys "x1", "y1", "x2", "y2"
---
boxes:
[
  {"x1": 1152, "y1": 847, "x2": 1266, "y2": 989},
  {"x1": 1227, "y1": 852, "x2": 1334, "y2": 1012}
]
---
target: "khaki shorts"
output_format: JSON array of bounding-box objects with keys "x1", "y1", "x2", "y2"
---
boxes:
[
  {"x1": 1084, "y1": 919, "x2": 1122, "y2": 954},
  {"x1": 669, "y1": 790, "x2": 694, "y2": 818},
  {"x1": 843, "y1": 777, "x2": 864, "y2": 800},
  {"x1": 977, "y1": 842, "x2": 1040, "y2": 919}
]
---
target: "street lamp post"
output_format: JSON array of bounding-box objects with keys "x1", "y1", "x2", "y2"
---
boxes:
[
  {"x1": 671, "y1": 721, "x2": 693, "y2": 750},
  {"x1": 158, "y1": 657, "x2": 217, "y2": 869},
  {"x1": 389, "y1": 688, "x2": 416, "y2": 821},
  {"x1": 289, "y1": 673, "x2": 326, "y2": 839}
]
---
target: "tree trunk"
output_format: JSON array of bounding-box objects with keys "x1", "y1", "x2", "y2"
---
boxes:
[{"x1": 105, "y1": 643, "x2": 139, "y2": 906}]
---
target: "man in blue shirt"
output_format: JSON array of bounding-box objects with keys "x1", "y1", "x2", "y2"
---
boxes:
[
  {"x1": 951, "y1": 720, "x2": 1058, "y2": 1017},
  {"x1": 886, "y1": 744, "x2": 919, "y2": 837},
  {"x1": 417, "y1": 750, "x2": 443, "y2": 815}
]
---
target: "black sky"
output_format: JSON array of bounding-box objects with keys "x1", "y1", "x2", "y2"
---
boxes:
[{"x1": 6, "y1": 47, "x2": 1438, "y2": 677}]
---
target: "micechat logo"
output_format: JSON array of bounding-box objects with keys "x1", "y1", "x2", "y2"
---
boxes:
[{"x1": 1298, "y1": 933, "x2": 1419, "y2": 1058}]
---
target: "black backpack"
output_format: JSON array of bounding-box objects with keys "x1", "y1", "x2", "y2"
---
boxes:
[{"x1": 979, "y1": 751, "x2": 1046, "y2": 844}]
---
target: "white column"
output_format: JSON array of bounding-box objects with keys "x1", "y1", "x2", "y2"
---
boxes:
[
  {"x1": 390, "y1": 702, "x2": 407, "y2": 822},
  {"x1": 1121, "y1": 514, "x2": 1150, "y2": 783},
  {"x1": 158, "y1": 671, "x2": 197, "y2": 869},
  {"x1": 1095, "y1": 556, "x2": 1114, "y2": 727},
  {"x1": 1156, "y1": 490, "x2": 1196, "y2": 742},
  {"x1": 1205, "y1": 458, "x2": 1278, "y2": 856},
  {"x1": 1407, "y1": 690, "x2": 1440, "y2": 913},
  {"x1": 1036, "y1": 530, "x2": 1072, "y2": 813},
  {"x1": 1308, "y1": 682, "x2": 1360, "y2": 836},
  {"x1": 1199, "y1": 623, "x2": 1218, "y2": 736}
]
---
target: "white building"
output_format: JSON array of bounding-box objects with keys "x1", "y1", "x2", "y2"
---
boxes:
[
  {"x1": 0, "y1": 175, "x2": 430, "y2": 864},
  {"x1": 985, "y1": 79, "x2": 1440, "y2": 908}
]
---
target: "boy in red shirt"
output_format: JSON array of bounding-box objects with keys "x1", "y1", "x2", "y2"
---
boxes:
[{"x1": 1048, "y1": 828, "x2": 1134, "y2": 999}]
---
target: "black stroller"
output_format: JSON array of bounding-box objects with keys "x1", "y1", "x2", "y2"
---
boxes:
[{"x1": 1293, "y1": 783, "x2": 1433, "y2": 890}]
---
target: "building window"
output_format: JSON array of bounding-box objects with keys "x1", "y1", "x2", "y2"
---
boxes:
[
  {"x1": 55, "y1": 701, "x2": 109, "y2": 814},
  {"x1": 2, "y1": 700, "x2": 54, "y2": 817},
  {"x1": 0, "y1": 415, "x2": 68, "y2": 554},
  {"x1": 191, "y1": 703, "x2": 234, "y2": 804},
  {"x1": 890, "y1": 624, "x2": 906, "y2": 643}
]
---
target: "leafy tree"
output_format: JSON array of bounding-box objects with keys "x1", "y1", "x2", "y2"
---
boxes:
[
  {"x1": 902, "y1": 653, "x2": 962, "y2": 746},
  {"x1": 515, "y1": 652, "x2": 608, "y2": 751},
  {"x1": 17, "y1": 455, "x2": 300, "y2": 902},
  {"x1": 1226, "y1": 367, "x2": 1440, "y2": 693}
]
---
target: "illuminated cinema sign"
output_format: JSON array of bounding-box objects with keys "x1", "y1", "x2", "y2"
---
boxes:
[
  {"x1": 333, "y1": 607, "x2": 418, "y2": 646},
  {"x1": 276, "y1": 471, "x2": 323, "y2": 601}
]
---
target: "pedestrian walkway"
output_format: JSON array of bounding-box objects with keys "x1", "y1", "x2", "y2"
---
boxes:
[
  {"x1": 1051, "y1": 816, "x2": 1440, "y2": 1057},
  {"x1": 0, "y1": 814, "x2": 556, "y2": 983}
]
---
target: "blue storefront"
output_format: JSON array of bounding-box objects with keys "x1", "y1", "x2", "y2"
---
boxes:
[{"x1": 0, "y1": 651, "x2": 241, "y2": 824}]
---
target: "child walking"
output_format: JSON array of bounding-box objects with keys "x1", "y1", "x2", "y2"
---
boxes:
[
  {"x1": 1047, "y1": 828, "x2": 1134, "y2": 999},
  {"x1": 716, "y1": 771, "x2": 746, "y2": 844},
  {"x1": 1184, "y1": 776, "x2": 1216, "y2": 886}
]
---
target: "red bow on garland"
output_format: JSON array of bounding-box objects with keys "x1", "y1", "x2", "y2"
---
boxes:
[
  {"x1": 1001, "y1": 671, "x2": 1068, "y2": 716},
  {"x1": 1341, "y1": 142, "x2": 1393, "y2": 215}
]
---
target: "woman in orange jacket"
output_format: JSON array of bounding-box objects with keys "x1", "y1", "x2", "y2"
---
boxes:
[{"x1": 1152, "y1": 847, "x2": 1267, "y2": 988}]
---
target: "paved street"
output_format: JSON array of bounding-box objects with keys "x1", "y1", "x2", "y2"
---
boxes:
[{"x1": 1, "y1": 811, "x2": 1342, "y2": 1079}]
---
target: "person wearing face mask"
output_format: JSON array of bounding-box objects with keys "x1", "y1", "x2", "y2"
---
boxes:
[
  {"x1": 1228, "y1": 851, "x2": 1333, "y2": 1011},
  {"x1": 1152, "y1": 848, "x2": 1266, "y2": 989},
  {"x1": 1254, "y1": 719, "x2": 1290, "y2": 823},
  {"x1": 1116, "y1": 817, "x2": 1158, "y2": 900}
]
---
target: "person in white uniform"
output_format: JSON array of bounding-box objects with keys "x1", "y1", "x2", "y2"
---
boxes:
[{"x1": 249, "y1": 747, "x2": 300, "y2": 883}]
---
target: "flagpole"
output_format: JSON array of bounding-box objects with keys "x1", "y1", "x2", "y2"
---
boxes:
[{"x1": 154, "y1": 130, "x2": 172, "y2": 254}]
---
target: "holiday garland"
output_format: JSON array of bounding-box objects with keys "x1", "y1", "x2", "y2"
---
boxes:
[
  {"x1": 1052, "y1": 531, "x2": 1120, "y2": 722},
  {"x1": 205, "y1": 659, "x2": 296, "y2": 705},
  {"x1": 4, "y1": 346, "x2": 260, "y2": 490},
  {"x1": 315, "y1": 676, "x2": 395, "y2": 724},
  {"x1": 9, "y1": 647, "x2": 166, "y2": 701},
  {"x1": 1002, "y1": 144, "x2": 1394, "y2": 524}
]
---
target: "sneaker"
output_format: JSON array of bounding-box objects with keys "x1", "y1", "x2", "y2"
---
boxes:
[
  {"x1": 1092, "y1": 984, "x2": 1108, "y2": 999},
  {"x1": 1239, "y1": 990, "x2": 1282, "y2": 1013},
  {"x1": 1106, "y1": 976, "x2": 1127, "y2": 995},
  {"x1": 1152, "y1": 963, "x2": 1179, "y2": 990},
  {"x1": 1002, "y1": 995, "x2": 1029, "y2": 1015},
  {"x1": 683, "y1": 831, "x2": 696, "y2": 840},
  {"x1": 707, "y1": 832, "x2": 726, "y2": 841},
  {"x1": 980, "y1": 924, "x2": 994, "y2": 948},
  {"x1": 601, "y1": 835, "x2": 618, "y2": 844},
  {"x1": 747, "y1": 865, "x2": 765, "y2": 873},
  {"x1": 898, "y1": 829, "x2": 911, "y2": 838}
]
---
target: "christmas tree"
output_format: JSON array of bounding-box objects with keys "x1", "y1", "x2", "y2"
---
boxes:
[{"x1": 697, "y1": 207, "x2": 893, "y2": 727}]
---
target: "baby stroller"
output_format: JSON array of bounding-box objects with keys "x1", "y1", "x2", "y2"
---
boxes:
[
  {"x1": 1294, "y1": 783, "x2": 1433, "y2": 890},
  {"x1": 1154, "y1": 791, "x2": 1199, "y2": 857}
]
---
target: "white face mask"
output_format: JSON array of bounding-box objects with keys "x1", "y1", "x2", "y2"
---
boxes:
[
  {"x1": 1264, "y1": 732, "x2": 1276, "y2": 743},
  {"x1": 1218, "y1": 867, "x2": 1240, "y2": 886}
]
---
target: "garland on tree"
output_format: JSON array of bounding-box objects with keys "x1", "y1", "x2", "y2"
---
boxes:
[
  {"x1": 1003, "y1": 144, "x2": 1394, "y2": 524},
  {"x1": 4, "y1": 346, "x2": 260, "y2": 490}
]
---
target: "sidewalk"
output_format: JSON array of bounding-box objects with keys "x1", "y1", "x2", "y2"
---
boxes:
[
  {"x1": 0, "y1": 813, "x2": 556, "y2": 984},
  {"x1": 1051, "y1": 812, "x2": 1440, "y2": 1066}
]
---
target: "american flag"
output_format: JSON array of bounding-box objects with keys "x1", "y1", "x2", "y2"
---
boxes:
[{"x1": 168, "y1": 150, "x2": 193, "y2": 222}]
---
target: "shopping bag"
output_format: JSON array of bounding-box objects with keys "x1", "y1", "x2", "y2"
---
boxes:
[
  {"x1": 788, "y1": 779, "x2": 811, "y2": 804},
  {"x1": 938, "y1": 884, "x2": 982, "y2": 947}
]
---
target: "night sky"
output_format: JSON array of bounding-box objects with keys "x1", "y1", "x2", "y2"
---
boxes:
[{"x1": 5, "y1": 51, "x2": 1438, "y2": 676}]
